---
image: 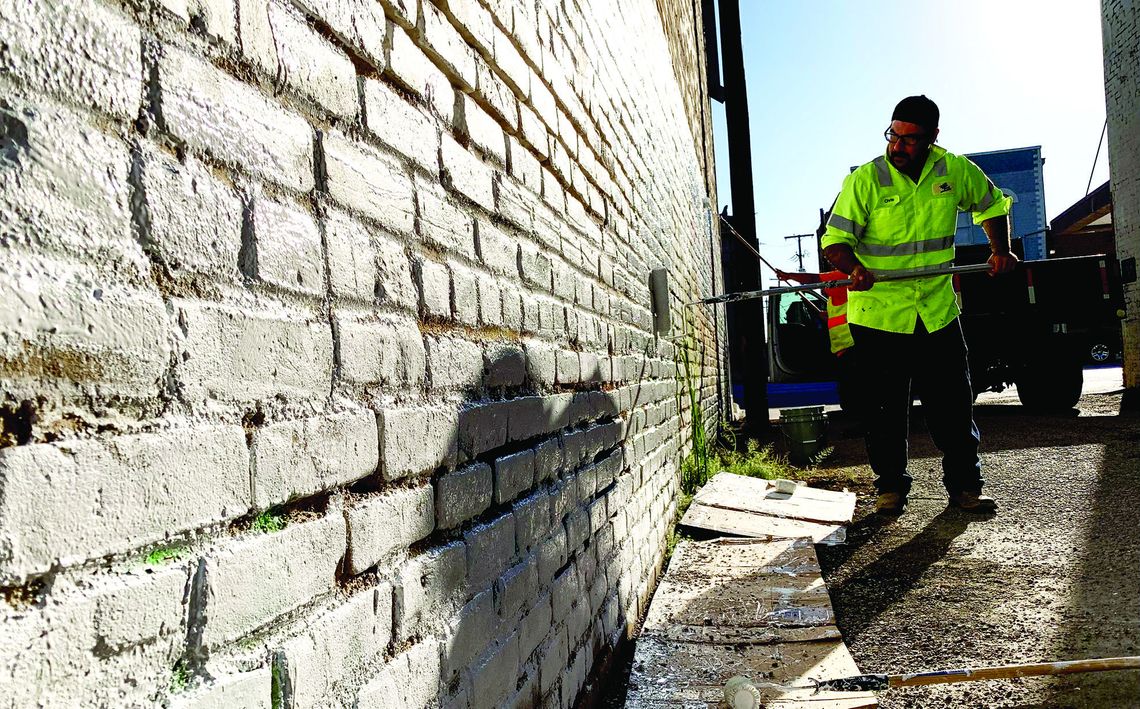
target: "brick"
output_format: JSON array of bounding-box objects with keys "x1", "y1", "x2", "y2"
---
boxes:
[
  {"x1": 249, "y1": 194, "x2": 324, "y2": 296},
  {"x1": 419, "y1": 1, "x2": 477, "y2": 90},
  {"x1": 394, "y1": 542, "x2": 467, "y2": 640},
  {"x1": 518, "y1": 101, "x2": 548, "y2": 158},
  {"x1": 528, "y1": 73, "x2": 557, "y2": 128},
  {"x1": 436, "y1": 462, "x2": 493, "y2": 529},
  {"x1": 158, "y1": 48, "x2": 314, "y2": 192},
  {"x1": 493, "y1": 449, "x2": 535, "y2": 504},
  {"x1": 415, "y1": 257, "x2": 452, "y2": 319},
  {"x1": 378, "y1": 405, "x2": 459, "y2": 479},
  {"x1": 202, "y1": 511, "x2": 346, "y2": 647},
  {"x1": 323, "y1": 131, "x2": 415, "y2": 234},
  {"x1": 440, "y1": 0, "x2": 494, "y2": 56},
  {"x1": 416, "y1": 178, "x2": 476, "y2": 259},
  {"x1": 464, "y1": 513, "x2": 515, "y2": 590},
  {"x1": 478, "y1": 277, "x2": 504, "y2": 326},
  {"x1": 363, "y1": 77, "x2": 439, "y2": 172},
  {"x1": 484, "y1": 342, "x2": 526, "y2": 388},
  {"x1": 519, "y1": 593, "x2": 553, "y2": 662},
  {"x1": 538, "y1": 630, "x2": 568, "y2": 697},
  {"x1": 457, "y1": 94, "x2": 506, "y2": 164},
  {"x1": 334, "y1": 311, "x2": 425, "y2": 388},
  {"x1": 386, "y1": 23, "x2": 453, "y2": 127},
  {"x1": 0, "y1": 256, "x2": 169, "y2": 402},
  {"x1": 523, "y1": 339, "x2": 557, "y2": 388},
  {"x1": 251, "y1": 411, "x2": 377, "y2": 509},
  {"x1": 458, "y1": 400, "x2": 510, "y2": 456},
  {"x1": 292, "y1": 0, "x2": 387, "y2": 69},
  {"x1": 491, "y1": 24, "x2": 530, "y2": 98},
  {"x1": 0, "y1": 0, "x2": 141, "y2": 119},
  {"x1": 175, "y1": 299, "x2": 333, "y2": 402},
  {"x1": 281, "y1": 584, "x2": 393, "y2": 709},
  {"x1": 536, "y1": 527, "x2": 567, "y2": 588},
  {"x1": 0, "y1": 426, "x2": 248, "y2": 583},
  {"x1": 442, "y1": 588, "x2": 496, "y2": 678},
  {"x1": 501, "y1": 283, "x2": 523, "y2": 329},
  {"x1": 556, "y1": 350, "x2": 580, "y2": 385},
  {"x1": 519, "y1": 242, "x2": 553, "y2": 290},
  {"x1": 496, "y1": 178, "x2": 537, "y2": 232},
  {"x1": 506, "y1": 136, "x2": 542, "y2": 192},
  {"x1": 356, "y1": 639, "x2": 442, "y2": 708},
  {"x1": 470, "y1": 632, "x2": 520, "y2": 708},
  {"x1": 496, "y1": 554, "x2": 538, "y2": 621},
  {"x1": 425, "y1": 335, "x2": 483, "y2": 391},
  {"x1": 475, "y1": 220, "x2": 519, "y2": 277},
  {"x1": 475, "y1": 58, "x2": 518, "y2": 128},
  {"x1": 171, "y1": 669, "x2": 272, "y2": 709},
  {"x1": 325, "y1": 209, "x2": 417, "y2": 309},
  {"x1": 237, "y1": 0, "x2": 357, "y2": 118},
  {"x1": 451, "y1": 262, "x2": 480, "y2": 326},
  {"x1": 512, "y1": 490, "x2": 551, "y2": 553},
  {"x1": 533, "y1": 436, "x2": 563, "y2": 482},
  {"x1": 441, "y1": 133, "x2": 496, "y2": 211},
  {"x1": 136, "y1": 145, "x2": 243, "y2": 281},
  {"x1": 346, "y1": 485, "x2": 434, "y2": 574}
]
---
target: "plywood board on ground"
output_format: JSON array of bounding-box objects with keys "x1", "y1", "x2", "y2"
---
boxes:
[
  {"x1": 681, "y1": 503, "x2": 847, "y2": 545},
  {"x1": 691, "y1": 473, "x2": 856, "y2": 524},
  {"x1": 626, "y1": 538, "x2": 875, "y2": 708}
]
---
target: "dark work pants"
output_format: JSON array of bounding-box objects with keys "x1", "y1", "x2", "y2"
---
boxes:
[{"x1": 849, "y1": 318, "x2": 983, "y2": 496}]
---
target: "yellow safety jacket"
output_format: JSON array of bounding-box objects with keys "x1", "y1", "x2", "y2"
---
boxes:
[{"x1": 820, "y1": 145, "x2": 1012, "y2": 334}]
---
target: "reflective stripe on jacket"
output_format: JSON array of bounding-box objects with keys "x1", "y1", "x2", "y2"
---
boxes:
[
  {"x1": 819, "y1": 145, "x2": 1012, "y2": 334},
  {"x1": 820, "y1": 270, "x2": 854, "y2": 354}
]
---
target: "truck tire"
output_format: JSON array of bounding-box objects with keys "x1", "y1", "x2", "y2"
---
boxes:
[{"x1": 1016, "y1": 358, "x2": 1083, "y2": 411}]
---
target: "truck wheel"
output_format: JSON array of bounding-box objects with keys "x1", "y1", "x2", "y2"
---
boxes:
[{"x1": 1016, "y1": 359, "x2": 1083, "y2": 411}]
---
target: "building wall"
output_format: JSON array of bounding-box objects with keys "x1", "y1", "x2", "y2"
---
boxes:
[
  {"x1": 1103, "y1": 0, "x2": 1140, "y2": 399},
  {"x1": 0, "y1": 0, "x2": 723, "y2": 706}
]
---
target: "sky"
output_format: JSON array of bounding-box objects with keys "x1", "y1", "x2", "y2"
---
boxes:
[{"x1": 710, "y1": 0, "x2": 1110, "y2": 286}]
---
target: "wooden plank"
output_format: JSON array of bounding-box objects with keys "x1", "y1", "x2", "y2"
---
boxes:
[
  {"x1": 691, "y1": 473, "x2": 856, "y2": 525},
  {"x1": 628, "y1": 538, "x2": 876, "y2": 708},
  {"x1": 680, "y1": 502, "x2": 848, "y2": 545}
]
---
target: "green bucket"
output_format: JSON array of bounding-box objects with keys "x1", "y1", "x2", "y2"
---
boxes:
[{"x1": 779, "y1": 406, "x2": 826, "y2": 466}]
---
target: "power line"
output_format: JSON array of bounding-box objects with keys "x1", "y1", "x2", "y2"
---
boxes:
[{"x1": 1086, "y1": 118, "x2": 1108, "y2": 196}]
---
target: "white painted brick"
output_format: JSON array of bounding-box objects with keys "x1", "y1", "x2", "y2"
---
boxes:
[
  {"x1": 494, "y1": 449, "x2": 534, "y2": 504},
  {"x1": 538, "y1": 630, "x2": 568, "y2": 697},
  {"x1": 519, "y1": 592, "x2": 553, "y2": 662},
  {"x1": 325, "y1": 208, "x2": 417, "y2": 310},
  {"x1": 478, "y1": 276, "x2": 504, "y2": 326},
  {"x1": 334, "y1": 311, "x2": 425, "y2": 388},
  {"x1": 502, "y1": 282, "x2": 524, "y2": 330},
  {"x1": 281, "y1": 584, "x2": 393, "y2": 709},
  {"x1": 158, "y1": 48, "x2": 314, "y2": 192},
  {"x1": 186, "y1": 0, "x2": 238, "y2": 45},
  {"x1": 0, "y1": 94, "x2": 140, "y2": 274},
  {"x1": 202, "y1": 512, "x2": 346, "y2": 647},
  {"x1": 496, "y1": 554, "x2": 537, "y2": 622},
  {"x1": 451, "y1": 262, "x2": 480, "y2": 326},
  {"x1": 356, "y1": 639, "x2": 442, "y2": 708},
  {"x1": 238, "y1": 0, "x2": 357, "y2": 118},
  {"x1": 0, "y1": 0, "x2": 141, "y2": 119},
  {"x1": 522, "y1": 339, "x2": 556, "y2": 388},
  {"x1": 441, "y1": 133, "x2": 496, "y2": 211},
  {"x1": 95, "y1": 565, "x2": 190, "y2": 652},
  {"x1": 250, "y1": 194, "x2": 325, "y2": 296},
  {"x1": 474, "y1": 219, "x2": 518, "y2": 278},
  {"x1": 519, "y1": 242, "x2": 553, "y2": 290},
  {"x1": 457, "y1": 400, "x2": 510, "y2": 456},
  {"x1": 323, "y1": 130, "x2": 415, "y2": 234},
  {"x1": 415, "y1": 257, "x2": 452, "y2": 319},
  {"x1": 506, "y1": 136, "x2": 542, "y2": 192},
  {"x1": 419, "y1": 1, "x2": 477, "y2": 90},
  {"x1": 175, "y1": 299, "x2": 333, "y2": 402},
  {"x1": 137, "y1": 145, "x2": 243, "y2": 281},
  {"x1": 534, "y1": 435, "x2": 563, "y2": 482},
  {"x1": 492, "y1": 24, "x2": 530, "y2": 97},
  {"x1": 513, "y1": 491, "x2": 551, "y2": 553},
  {"x1": 442, "y1": 588, "x2": 495, "y2": 678},
  {"x1": 476, "y1": 57, "x2": 518, "y2": 127},
  {"x1": 436, "y1": 462, "x2": 493, "y2": 529},
  {"x1": 386, "y1": 24, "x2": 453, "y2": 127},
  {"x1": 251, "y1": 411, "x2": 378, "y2": 509},
  {"x1": 378, "y1": 405, "x2": 459, "y2": 480},
  {"x1": 292, "y1": 0, "x2": 387, "y2": 69},
  {"x1": 0, "y1": 426, "x2": 248, "y2": 583},
  {"x1": 528, "y1": 72, "x2": 557, "y2": 128},
  {"x1": 363, "y1": 77, "x2": 439, "y2": 172},
  {"x1": 0, "y1": 256, "x2": 169, "y2": 402},
  {"x1": 470, "y1": 632, "x2": 519, "y2": 708},
  {"x1": 484, "y1": 342, "x2": 526, "y2": 388},
  {"x1": 518, "y1": 101, "x2": 548, "y2": 158},
  {"x1": 464, "y1": 513, "x2": 515, "y2": 590},
  {"x1": 497, "y1": 178, "x2": 537, "y2": 232},
  {"x1": 426, "y1": 335, "x2": 483, "y2": 390},
  {"x1": 440, "y1": 0, "x2": 494, "y2": 56},
  {"x1": 346, "y1": 484, "x2": 434, "y2": 574},
  {"x1": 416, "y1": 178, "x2": 477, "y2": 259},
  {"x1": 379, "y1": 0, "x2": 417, "y2": 27},
  {"x1": 556, "y1": 349, "x2": 580, "y2": 385},
  {"x1": 458, "y1": 94, "x2": 506, "y2": 164},
  {"x1": 394, "y1": 542, "x2": 467, "y2": 640},
  {"x1": 542, "y1": 164, "x2": 565, "y2": 212},
  {"x1": 171, "y1": 669, "x2": 272, "y2": 709}
]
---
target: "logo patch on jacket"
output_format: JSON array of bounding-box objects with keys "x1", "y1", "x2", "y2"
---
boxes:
[
  {"x1": 933, "y1": 181, "x2": 954, "y2": 195},
  {"x1": 881, "y1": 195, "x2": 900, "y2": 206}
]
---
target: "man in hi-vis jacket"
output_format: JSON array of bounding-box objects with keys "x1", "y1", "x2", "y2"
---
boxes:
[{"x1": 819, "y1": 95, "x2": 1016, "y2": 515}]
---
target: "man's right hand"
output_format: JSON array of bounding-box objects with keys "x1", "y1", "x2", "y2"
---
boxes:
[{"x1": 849, "y1": 264, "x2": 875, "y2": 291}]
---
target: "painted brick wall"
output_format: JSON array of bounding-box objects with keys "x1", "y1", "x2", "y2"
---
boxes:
[
  {"x1": 1103, "y1": 0, "x2": 1140, "y2": 400},
  {"x1": 0, "y1": 0, "x2": 723, "y2": 706}
]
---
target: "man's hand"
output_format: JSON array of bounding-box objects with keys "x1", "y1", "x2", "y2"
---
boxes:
[
  {"x1": 987, "y1": 250, "x2": 1019, "y2": 276},
  {"x1": 849, "y1": 264, "x2": 875, "y2": 291}
]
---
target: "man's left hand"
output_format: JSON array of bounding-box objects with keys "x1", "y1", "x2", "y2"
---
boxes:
[{"x1": 987, "y1": 250, "x2": 1019, "y2": 276}]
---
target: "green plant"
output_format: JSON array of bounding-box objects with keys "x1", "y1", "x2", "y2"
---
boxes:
[
  {"x1": 252, "y1": 509, "x2": 286, "y2": 534},
  {"x1": 675, "y1": 312, "x2": 715, "y2": 496},
  {"x1": 169, "y1": 661, "x2": 190, "y2": 693},
  {"x1": 145, "y1": 545, "x2": 187, "y2": 566}
]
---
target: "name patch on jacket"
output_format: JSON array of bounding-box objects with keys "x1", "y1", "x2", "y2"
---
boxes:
[
  {"x1": 933, "y1": 181, "x2": 954, "y2": 195},
  {"x1": 881, "y1": 195, "x2": 900, "y2": 206}
]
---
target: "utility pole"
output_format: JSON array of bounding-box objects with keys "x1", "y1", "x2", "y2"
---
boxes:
[{"x1": 783, "y1": 233, "x2": 813, "y2": 272}]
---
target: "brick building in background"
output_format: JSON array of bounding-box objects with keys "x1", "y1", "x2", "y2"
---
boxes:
[
  {"x1": 0, "y1": 0, "x2": 726, "y2": 705},
  {"x1": 1103, "y1": 0, "x2": 1140, "y2": 405}
]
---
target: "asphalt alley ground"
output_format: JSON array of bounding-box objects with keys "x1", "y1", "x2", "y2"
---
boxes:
[{"x1": 813, "y1": 365, "x2": 1140, "y2": 708}]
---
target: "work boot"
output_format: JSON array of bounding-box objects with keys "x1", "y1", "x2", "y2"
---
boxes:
[
  {"x1": 949, "y1": 490, "x2": 998, "y2": 512},
  {"x1": 875, "y1": 491, "x2": 907, "y2": 515}
]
